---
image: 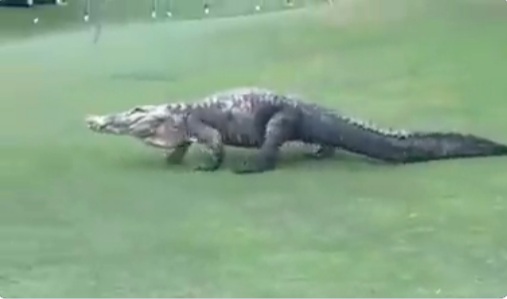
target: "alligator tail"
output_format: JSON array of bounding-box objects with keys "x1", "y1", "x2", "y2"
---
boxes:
[
  {"x1": 311, "y1": 113, "x2": 507, "y2": 163},
  {"x1": 369, "y1": 132, "x2": 507, "y2": 163}
]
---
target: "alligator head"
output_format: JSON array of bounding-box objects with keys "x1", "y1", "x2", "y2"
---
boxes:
[{"x1": 85, "y1": 104, "x2": 189, "y2": 149}]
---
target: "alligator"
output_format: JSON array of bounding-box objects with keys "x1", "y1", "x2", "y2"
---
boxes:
[{"x1": 85, "y1": 87, "x2": 507, "y2": 174}]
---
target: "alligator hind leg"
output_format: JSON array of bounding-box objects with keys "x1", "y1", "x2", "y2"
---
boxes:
[{"x1": 233, "y1": 108, "x2": 300, "y2": 174}]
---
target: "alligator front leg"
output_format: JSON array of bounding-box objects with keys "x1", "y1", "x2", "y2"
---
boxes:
[
  {"x1": 186, "y1": 115, "x2": 225, "y2": 171},
  {"x1": 195, "y1": 140, "x2": 224, "y2": 171},
  {"x1": 164, "y1": 142, "x2": 191, "y2": 164}
]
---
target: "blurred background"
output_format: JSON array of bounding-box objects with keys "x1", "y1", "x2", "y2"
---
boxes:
[{"x1": 0, "y1": 0, "x2": 324, "y2": 40}]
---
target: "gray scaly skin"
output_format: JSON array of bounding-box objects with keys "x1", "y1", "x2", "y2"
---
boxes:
[{"x1": 85, "y1": 87, "x2": 507, "y2": 174}]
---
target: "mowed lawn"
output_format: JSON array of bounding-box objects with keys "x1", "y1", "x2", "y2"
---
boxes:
[{"x1": 1, "y1": 0, "x2": 507, "y2": 297}]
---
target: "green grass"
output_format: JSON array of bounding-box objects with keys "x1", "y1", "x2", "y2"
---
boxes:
[{"x1": 1, "y1": 0, "x2": 507, "y2": 297}]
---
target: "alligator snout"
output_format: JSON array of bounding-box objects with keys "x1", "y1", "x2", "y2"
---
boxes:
[{"x1": 85, "y1": 115, "x2": 106, "y2": 131}]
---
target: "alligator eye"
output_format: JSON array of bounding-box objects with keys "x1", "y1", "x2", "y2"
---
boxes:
[{"x1": 128, "y1": 107, "x2": 145, "y2": 115}]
